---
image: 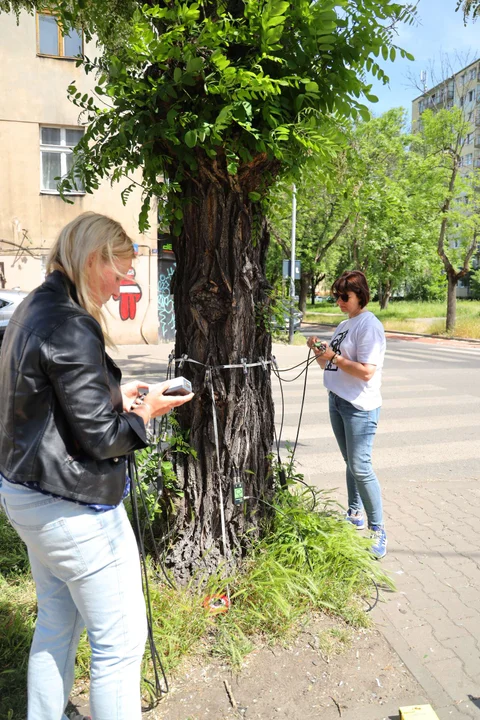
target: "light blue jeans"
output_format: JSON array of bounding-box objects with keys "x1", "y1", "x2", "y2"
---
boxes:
[
  {"x1": 328, "y1": 392, "x2": 384, "y2": 528},
  {"x1": 0, "y1": 477, "x2": 147, "y2": 720}
]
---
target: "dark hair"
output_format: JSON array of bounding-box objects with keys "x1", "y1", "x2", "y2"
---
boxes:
[{"x1": 331, "y1": 270, "x2": 370, "y2": 308}]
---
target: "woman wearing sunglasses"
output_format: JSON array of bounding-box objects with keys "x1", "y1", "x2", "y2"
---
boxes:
[{"x1": 307, "y1": 270, "x2": 387, "y2": 558}]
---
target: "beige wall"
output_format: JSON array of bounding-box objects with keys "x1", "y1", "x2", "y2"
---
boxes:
[{"x1": 0, "y1": 11, "x2": 159, "y2": 344}]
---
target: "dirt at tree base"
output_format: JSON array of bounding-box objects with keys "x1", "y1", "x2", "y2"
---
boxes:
[{"x1": 72, "y1": 613, "x2": 427, "y2": 720}]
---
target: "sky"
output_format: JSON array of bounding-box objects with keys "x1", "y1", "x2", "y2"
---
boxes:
[{"x1": 366, "y1": 0, "x2": 480, "y2": 118}]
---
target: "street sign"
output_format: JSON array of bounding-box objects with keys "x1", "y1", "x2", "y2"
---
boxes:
[{"x1": 282, "y1": 260, "x2": 301, "y2": 279}]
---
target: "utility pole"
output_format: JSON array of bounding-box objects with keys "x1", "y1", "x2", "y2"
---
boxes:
[{"x1": 288, "y1": 183, "x2": 297, "y2": 344}]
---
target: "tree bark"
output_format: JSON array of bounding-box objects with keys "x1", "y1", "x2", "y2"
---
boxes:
[
  {"x1": 446, "y1": 270, "x2": 457, "y2": 332},
  {"x1": 379, "y1": 280, "x2": 392, "y2": 310},
  {"x1": 299, "y1": 272, "x2": 310, "y2": 314},
  {"x1": 167, "y1": 168, "x2": 275, "y2": 581}
]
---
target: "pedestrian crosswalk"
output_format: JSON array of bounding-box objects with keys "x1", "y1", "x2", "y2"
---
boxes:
[{"x1": 385, "y1": 342, "x2": 480, "y2": 365}]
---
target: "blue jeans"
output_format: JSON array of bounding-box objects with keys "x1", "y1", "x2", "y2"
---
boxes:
[
  {"x1": 0, "y1": 478, "x2": 147, "y2": 720},
  {"x1": 328, "y1": 392, "x2": 384, "y2": 527}
]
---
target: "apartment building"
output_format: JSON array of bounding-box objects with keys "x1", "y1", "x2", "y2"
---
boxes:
[
  {"x1": 0, "y1": 10, "x2": 159, "y2": 344},
  {"x1": 412, "y1": 59, "x2": 480, "y2": 297},
  {"x1": 412, "y1": 59, "x2": 480, "y2": 169}
]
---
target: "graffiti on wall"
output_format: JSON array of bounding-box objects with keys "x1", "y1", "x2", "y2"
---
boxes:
[
  {"x1": 158, "y1": 262, "x2": 176, "y2": 341},
  {"x1": 112, "y1": 267, "x2": 142, "y2": 321}
]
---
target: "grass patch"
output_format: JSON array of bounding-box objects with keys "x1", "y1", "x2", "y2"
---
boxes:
[
  {"x1": 0, "y1": 575, "x2": 37, "y2": 720},
  {"x1": 317, "y1": 627, "x2": 353, "y2": 662},
  {"x1": 0, "y1": 485, "x2": 392, "y2": 717},
  {"x1": 303, "y1": 300, "x2": 480, "y2": 339}
]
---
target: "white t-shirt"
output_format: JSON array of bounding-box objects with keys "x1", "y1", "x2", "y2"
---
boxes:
[{"x1": 323, "y1": 311, "x2": 386, "y2": 411}]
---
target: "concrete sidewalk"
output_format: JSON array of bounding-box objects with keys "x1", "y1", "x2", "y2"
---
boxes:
[{"x1": 112, "y1": 338, "x2": 480, "y2": 720}]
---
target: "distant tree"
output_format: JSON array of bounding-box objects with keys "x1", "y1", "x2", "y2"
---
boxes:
[
  {"x1": 412, "y1": 107, "x2": 480, "y2": 331},
  {"x1": 267, "y1": 144, "x2": 359, "y2": 313},
  {"x1": 329, "y1": 109, "x2": 439, "y2": 309}
]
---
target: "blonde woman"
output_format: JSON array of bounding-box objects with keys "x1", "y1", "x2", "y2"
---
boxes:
[{"x1": 0, "y1": 213, "x2": 193, "y2": 720}]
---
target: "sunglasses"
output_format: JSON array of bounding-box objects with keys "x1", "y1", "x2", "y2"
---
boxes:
[{"x1": 332, "y1": 291, "x2": 350, "y2": 302}]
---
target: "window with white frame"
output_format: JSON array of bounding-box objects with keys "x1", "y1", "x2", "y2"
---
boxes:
[
  {"x1": 464, "y1": 153, "x2": 473, "y2": 166},
  {"x1": 37, "y1": 12, "x2": 83, "y2": 58},
  {"x1": 468, "y1": 90, "x2": 474, "y2": 103},
  {"x1": 40, "y1": 127, "x2": 85, "y2": 193},
  {"x1": 466, "y1": 132, "x2": 473, "y2": 144}
]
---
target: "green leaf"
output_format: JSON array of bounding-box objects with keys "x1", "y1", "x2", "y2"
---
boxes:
[
  {"x1": 248, "y1": 191, "x2": 261, "y2": 202},
  {"x1": 186, "y1": 56, "x2": 203, "y2": 74},
  {"x1": 167, "y1": 108, "x2": 177, "y2": 126},
  {"x1": 173, "y1": 67, "x2": 182, "y2": 83},
  {"x1": 184, "y1": 130, "x2": 197, "y2": 148},
  {"x1": 211, "y1": 50, "x2": 231, "y2": 71}
]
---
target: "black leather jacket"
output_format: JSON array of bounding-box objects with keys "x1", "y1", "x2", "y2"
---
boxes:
[{"x1": 0, "y1": 271, "x2": 148, "y2": 505}]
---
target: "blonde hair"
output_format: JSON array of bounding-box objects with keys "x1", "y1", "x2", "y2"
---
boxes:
[{"x1": 46, "y1": 212, "x2": 135, "y2": 346}]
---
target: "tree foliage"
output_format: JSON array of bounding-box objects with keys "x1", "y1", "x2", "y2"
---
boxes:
[
  {"x1": 411, "y1": 107, "x2": 480, "y2": 329},
  {"x1": 456, "y1": 0, "x2": 480, "y2": 21},
  {"x1": 2, "y1": 0, "x2": 416, "y2": 228},
  {"x1": 268, "y1": 108, "x2": 444, "y2": 309}
]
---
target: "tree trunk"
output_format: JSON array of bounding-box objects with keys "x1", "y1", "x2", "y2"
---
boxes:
[
  {"x1": 299, "y1": 272, "x2": 310, "y2": 314},
  {"x1": 379, "y1": 280, "x2": 392, "y2": 310},
  {"x1": 446, "y1": 270, "x2": 458, "y2": 332},
  {"x1": 168, "y1": 173, "x2": 275, "y2": 581}
]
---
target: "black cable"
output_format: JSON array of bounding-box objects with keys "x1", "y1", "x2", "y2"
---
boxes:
[
  {"x1": 135, "y1": 464, "x2": 176, "y2": 590},
  {"x1": 271, "y1": 349, "x2": 317, "y2": 509},
  {"x1": 128, "y1": 455, "x2": 169, "y2": 703},
  {"x1": 272, "y1": 356, "x2": 316, "y2": 373},
  {"x1": 287, "y1": 349, "x2": 313, "y2": 476},
  {"x1": 365, "y1": 578, "x2": 380, "y2": 613},
  {"x1": 272, "y1": 354, "x2": 318, "y2": 383}
]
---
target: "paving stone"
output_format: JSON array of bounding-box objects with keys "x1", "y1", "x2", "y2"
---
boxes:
[
  {"x1": 379, "y1": 598, "x2": 427, "y2": 631},
  {"x1": 442, "y1": 637, "x2": 480, "y2": 681},
  {"x1": 454, "y1": 616, "x2": 480, "y2": 644},
  {"x1": 426, "y1": 658, "x2": 476, "y2": 710},
  {"x1": 410, "y1": 570, "x2": 458, "y2": 596},
  {"x1": 433, "y1": 592, "x2": 479, "y2": 623},
  {"x1": 415, "y1": 607, "x2": 471, "y2": 642},
  {"x1": 401, "y1": 587, "x2": 444, "y2": 610},
  {"x1": 401, "y1": 624, "x2": 457, "y2": 664}
]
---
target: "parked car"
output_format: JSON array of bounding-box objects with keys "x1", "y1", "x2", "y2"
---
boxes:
[
  {"x1": 272, "y1": 300, "x2": 303, "y2": 332},
  {"x1": 0, "y1": 289, "x2": 28, "y2": 347},
  {"x1": 315, "y1": 295, "x2": 335, "y2": 304}
]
